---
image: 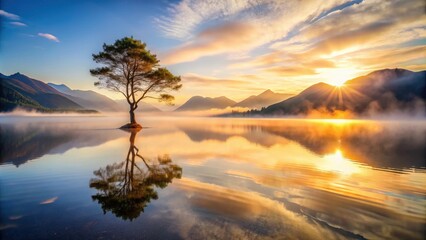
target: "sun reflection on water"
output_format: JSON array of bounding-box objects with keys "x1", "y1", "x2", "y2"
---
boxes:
[{"x1": 318, "y1": 149, "x2": 360, "y2": 175}]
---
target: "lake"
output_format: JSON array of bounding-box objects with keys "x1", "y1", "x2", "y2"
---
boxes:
[{"x1": 0, "y1": 116, "x2": 425, "y2": 239}]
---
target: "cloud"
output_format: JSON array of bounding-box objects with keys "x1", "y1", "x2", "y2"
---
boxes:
[
  {"x1": 264, "y1": 66, "x2": 317, "y2": 76},
  {"x1": 38, "y1": 33, "x2": 60, "y2": 42},
  {"x1": 230, "y1": 0, "x2": 425, "y2": 80},
  {"x1": 10, "y1": 21, "x2": 27, "y2": 27},
  {"x1": 168, "y1": 178, "x2": 352, "y2": 239},
  {"x1": 181, "y1": 73, "x2": 265, "y2": 93},
  {"x1": 345, "y1": 45, "x2": 426, "y2": 70},
  {"x1": 40, "y1": 197, "x2": 58, "y2": 204},
  {"x1": 163, "y1": 22, "x2": 260, "y2": 64},
  {"x1": 229, "y1": 51, "x2": 283, "y2": 69},
  {"x1": 273, "y1": 0, "x2": 425, "y2": 58},
  {"x1": 0, "y1": 10, "x2": 20, "y2": 20},
  {"x1": 156, "y1": 0, "x2": 256, "y2": 39},
  {"x1": 231, "y1": 51, "x2": 336, "y2": 71},
  {"x1": 183, "y1": 73, "x2": 248, "y2": 87},
  {"x1": 229, "y1": 51, "x2": 337, "y2": 79},
  {"x1": 159, "y1": 0, "x2": 426, "y2": 101},
  {"x1": 160, "y1": 0, "x2": 353, "y2": 65}
]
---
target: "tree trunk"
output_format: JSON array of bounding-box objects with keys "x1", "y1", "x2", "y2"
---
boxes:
[
  {"x1": 129, "y1": 108, "x2": 136, "y2": 124},
  {"x1": 121, "y1": 105, "x2": 141, "y2": 129}
]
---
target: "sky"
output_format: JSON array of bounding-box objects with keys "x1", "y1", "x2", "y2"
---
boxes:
[{"x1": 1, "y1": 0, "x2": 425, "y2": 109}]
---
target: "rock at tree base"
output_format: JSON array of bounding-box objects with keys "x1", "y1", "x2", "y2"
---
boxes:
[{"x1": 120, "y1": 123, "x2": 142, "y2": 129}]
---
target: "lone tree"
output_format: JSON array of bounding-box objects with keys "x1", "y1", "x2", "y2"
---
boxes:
[{"x1": 90, "y1": 37, "x2": 181, "y2": 128}]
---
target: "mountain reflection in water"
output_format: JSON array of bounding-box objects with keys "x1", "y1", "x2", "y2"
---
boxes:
[
  {"x1": 0, "y1": 117, "x2": 424, "y2": 240},
  {"x1": 0, "y1": 119, "x2": 124, "y2": 166}
]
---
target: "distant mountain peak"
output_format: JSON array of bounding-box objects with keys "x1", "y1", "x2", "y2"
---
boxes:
[
  {"x1": 314, "y1": 82, "x2": 331, "y2": 87},
  {"x1": 298, "y1": 82, "x2": 333, "y2": 95},
  {"x1": 367, "y1": 68, "x2": 413, "y2": 79},
  {"x1": 261, "y1": 89, "x2": 274, "y2": 94},
  {"x1": 370, "y1": 68, "x2": 412, "y2": 74},
  {"x1": 214, "y1": 96, "x2": 234, "y2": 101},
  {"x1": 48, "y1": 83, "x2": 72, "y2": 92},
  {"x1": 234, "y1": 89, "x2": 293, "y2": 109},
  {"x1": 176, "y1": 95, "x2": 236, "y2": 111},
  {"x1": 10, "y1": 72, "x2": 28, "y2": 78},
  {"x1": 189, "y1": 95, "x2": 204, "y2": 99},
  {"x1": 257, "y1": 89, "x2": 276, "y2": 97}
]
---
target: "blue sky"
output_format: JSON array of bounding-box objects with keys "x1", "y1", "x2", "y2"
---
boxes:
[
  {"x1": 1, "y1": 0, "x2": 425, "y2": 106},
  {"x1": 0, "y1": 1, "x2": 175, "y2": 89}
]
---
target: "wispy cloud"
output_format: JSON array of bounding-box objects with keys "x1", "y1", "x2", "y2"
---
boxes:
[
  {"x1": 40, "y1": 197, "x2": 58, "y2": 204},
  {"x1": 160, "y1": 0, "x2": 355, "y2": 65},
  {"x1": 0, "y1": 9, "x2": 20, "y2": 20},
  {"x1": 155, "y1": 0, "x2": 255, "y2": 39},
  {"x1": 262, "y1": 0, "x2": 426, "y2": 78},
  {"x1": 38, "y1": 33, "x2": 60, "y2": 42},
  {"x1": 263, "y1": 66, "x2": 317, "y2": 76},
  {"x1": 10, "y1": 21, "x2": 27, "y2": 27},
  {"x1": 160, "y1": 0, "x2": 426, "y2": 86},
  {"x1": 183, "y1": 73, "x2": 250, "y2": 88},
  {"x1": 163, "y1": 22, "x2": 259, "y2": 65}
]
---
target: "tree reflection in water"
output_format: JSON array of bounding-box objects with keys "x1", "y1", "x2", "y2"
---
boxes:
[{"x1": 89, "y1": 129, "x2": 182, "y2": 221}]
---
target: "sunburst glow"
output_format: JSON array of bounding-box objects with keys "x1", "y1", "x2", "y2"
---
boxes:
[
  {"x1": 330, "y1": 79, "x2": 346, "y2": 87},
  {"x1": 317, "y1": 68, "x2": 361, "y2": 87}
]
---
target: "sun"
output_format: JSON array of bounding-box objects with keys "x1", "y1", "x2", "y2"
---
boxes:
[
  {"x1": 329, "y1": 79, "x2": 346, "y2": 87},
  {"x1": 317, "y1": 68, "x2": 360, "y2": 87}
]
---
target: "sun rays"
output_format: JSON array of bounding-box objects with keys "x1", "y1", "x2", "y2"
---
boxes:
[{"x1": 321, "y1": 82, "x2": 370, "y2": 117}]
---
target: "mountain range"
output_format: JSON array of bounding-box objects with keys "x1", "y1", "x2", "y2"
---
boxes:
[
  {"x1": 0, "y1": 73, "x2": 89, "y2": 112},
  {"x1": 2, "y1": 68, "x2": 424, "y2": 116},
  {"x1": 175, "y1": 96, "x2": 236, "y2": 111},
  {"x1": 0, "y1": 72, "x2": 161, "y2": 113},
  {"x1": 233, "y1": 89, "x2": 292, "y2": 109},
  {"x1": 176, "y1": 89, "x2": 292, "y2": 111},
  {"x1": 48, "y1": 83, "x2": 121, "y2": 112},
  {"x1": 260, "y1": 68, "x2": 425, "y2": 116}
]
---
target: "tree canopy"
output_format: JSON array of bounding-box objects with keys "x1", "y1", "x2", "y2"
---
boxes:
[{"x1": 90, "y1": 37, "x2": 181, "y2": 126}]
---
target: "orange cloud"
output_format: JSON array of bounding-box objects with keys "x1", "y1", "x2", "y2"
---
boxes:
[
  {"x1": 263, "y1": 66, "x2": 317, "y2": 76},
  {"x1": 163, "y1": 22, "x2": 259, "y2": 65},
  {"x1": 160, "y1": 1, "x2": 353, "y2": 65},
  {"x1": 182, "y1": 73, "x2": 249, "y2": 87}
]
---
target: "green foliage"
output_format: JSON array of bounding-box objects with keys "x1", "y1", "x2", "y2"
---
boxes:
[{"x1": 90, "y1": 37, "x2": 181, "y2": 110}]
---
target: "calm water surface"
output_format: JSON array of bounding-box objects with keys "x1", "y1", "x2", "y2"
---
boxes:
[{"x1": 0, "y1": 116, "x2": 425, "y2": 239}]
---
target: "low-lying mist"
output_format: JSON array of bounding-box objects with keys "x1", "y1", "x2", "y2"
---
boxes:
[{"x1": 1, "y1": 104, "x2": 425, "y2": 121}]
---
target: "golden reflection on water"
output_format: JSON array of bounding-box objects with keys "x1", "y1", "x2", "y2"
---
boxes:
[
  {"x1": 0, "y1": 117, "x2": 425, "y2": 239},
  {"x1": 140, "y1": 117, "x2": 425, "y2": 239},
  {"x1": 318, "y1": 149, "x2": 361, "y2": 175}
]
